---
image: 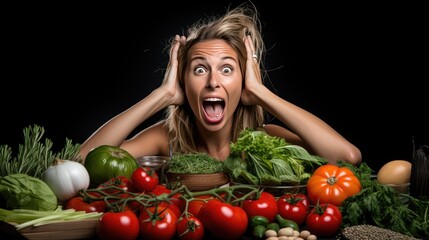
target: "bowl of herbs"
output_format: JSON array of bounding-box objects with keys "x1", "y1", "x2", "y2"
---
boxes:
[{"x1": 166, "y1": 153, "x2": 229, "y2": 191}]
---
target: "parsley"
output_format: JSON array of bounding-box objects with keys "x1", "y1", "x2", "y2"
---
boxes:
[{"x1": 339, "y1": 161, "x2": 429, "y2": 238}]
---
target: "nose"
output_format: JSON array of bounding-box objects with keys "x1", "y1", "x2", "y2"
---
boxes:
[{"x1": 206, "y1": 72, "x2": 220, "y2": 89}]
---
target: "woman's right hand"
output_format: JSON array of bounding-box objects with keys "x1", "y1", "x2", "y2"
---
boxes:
[{"x1": 159, "y1": 34, "x2": 186, "y2": 106}]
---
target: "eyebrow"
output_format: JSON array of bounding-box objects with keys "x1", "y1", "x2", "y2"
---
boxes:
[{"x1": 189, "y1": 55, "x2": 237, "y2": 63}]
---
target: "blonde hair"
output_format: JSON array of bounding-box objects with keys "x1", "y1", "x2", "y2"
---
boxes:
[{"x1": 164, "y1": 3, "x2": 266, "y2": 154}]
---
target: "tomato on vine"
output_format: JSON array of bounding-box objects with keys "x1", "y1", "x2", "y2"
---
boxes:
[
  {"x1": 148, "y1": 184, "x2": 186, "y2": 212},
  {"x1": 187, "y1": 195, "x2": 213, "y2": 218},
  {"x1": 96, "y1": 210, "x2": 139, "y2": 240},
  {"x1": 150, "y1": 184, "x2": 171, "y2": 195},
  {"x1": 139, "y1": 202, "x2": 178, "y2": 240},
  {"x1": 89, "y1": 175, "x2": 136, "y2": 198},
  {"x1": 64, "y1": 196, "x2": 106, "y2": 213},
  {"x1": 131, "y1": 167, "x2": 159, "y2": 192},
  {"x1": 177, "y1": 215, "x2": 205, "y2": 240}
]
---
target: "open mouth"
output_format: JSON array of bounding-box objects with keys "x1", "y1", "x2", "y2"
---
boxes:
[{"x1": 202, "y1": 97, "x2": 225, "y2": 123}]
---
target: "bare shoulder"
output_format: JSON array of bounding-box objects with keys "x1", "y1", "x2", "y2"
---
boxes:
[
  {"x1": 121, "y1": 120, "x2": 170, "y2": 158},
  {"x1": 263, "y1": 123, "x2": 303, "y2": 146}
]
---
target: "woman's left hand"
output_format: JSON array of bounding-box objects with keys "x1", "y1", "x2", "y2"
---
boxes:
[{"x1": 241, "y1": 34, "x2": 264, "y2": 106}]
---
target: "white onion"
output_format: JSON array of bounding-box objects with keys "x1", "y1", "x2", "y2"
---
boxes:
[{"x1": 42, "y1": 158, "x2": 90, "y2": 201}]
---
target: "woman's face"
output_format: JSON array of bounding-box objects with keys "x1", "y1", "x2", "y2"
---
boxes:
[{"x1": 184, "y1": 39, "x2": 242, "y2": 132}]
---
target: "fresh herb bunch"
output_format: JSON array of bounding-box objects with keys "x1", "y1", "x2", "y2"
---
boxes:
[
  {"x1": 338, "y1": 161, "x2": 429, "y2": 238},
  {"x1": 0, "y1": 124, "x2": 81, "y2": 178},
  {"x1": 168, "y1": 153, "x2": 225, "y2": 174}
]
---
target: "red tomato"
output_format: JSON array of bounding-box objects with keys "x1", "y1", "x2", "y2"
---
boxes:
[
  {"x1": 241, "y1": 191, "x2": 278, "y2": 223},
  {"x1": 307, "y1": 164, "x2": 361, "y2": 206},
  {"x1": 90, "y1": 176, "x2": 136, "y2": 198},
  {"x1": 131, "y1": 167, "x2": 159, "y2": 192},
  {"x1": 170, "y1": 192, "x2": 186, "y2": 212},
  {"x1": 177, "y1": 215, "x2": 205, "y2": 240},
  {"x1": 118, "y1": 193, "x2": 143, "y2": 214},
  {"x1": 305, "y1": 203, "x2": 342, "y2": 237},
  {"x1": 148, "y1": 184, "x2": 185, "y2": 212},
  {"x1": 64, "y1": 196, "x2": 106, "y2": 213},
  {"x1": 159, "y1": 201, "x2": 181, "y2": 219},
  {"x1": 277, "y1": 193, "x2": 310, "y2": 225},
  {"x1": 187, "y1": 195, "x2": 212, "y2": 218},
  {"x1": 96, "y1": 210, "x2": 139, "y2": 240},
  {"x1": 150, "y1": 184, "x2": 171, "y2": 195},
  {"x1": 199, "y1": 199, "x2": 248, "y2": 240},
  {"x1": 139, "y1": 202, "x2": 178, "y2": 240}
]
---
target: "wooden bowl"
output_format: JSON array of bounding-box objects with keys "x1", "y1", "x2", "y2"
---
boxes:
[{"x1": 167, "y1": 172, "x2": 230, "y2": 191}]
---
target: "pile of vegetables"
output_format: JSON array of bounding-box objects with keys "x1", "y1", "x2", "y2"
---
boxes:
[
  {"x1": 0, "y1": 125, "x2": 83, "y2": 211},
  {"x1": 1, "y1": 125, "x2": 428, "y2": 240},
  {"x1": 0, "y1": 125, "x2": 103, "y2": 234},
  {"x1": 225, "y1": 128, "x2": 327, "y2": 185},
  {"x1": 338, "y1": 161, "x2": 429, "y2": 238}
]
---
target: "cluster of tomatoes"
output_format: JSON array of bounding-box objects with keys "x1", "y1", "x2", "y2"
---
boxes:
[{"x1": 62, "y1": 164, "x2": 361, "y2": 240}]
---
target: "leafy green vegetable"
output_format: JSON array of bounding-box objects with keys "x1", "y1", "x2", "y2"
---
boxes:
[
  {"x1": 0, "y1": 173, "x2": 58, "y2": 211},
  {"x1": 225, "y1": 128, "x2": 327, "y2": 185},
  {"x1": 168, "y1": 153, "x2": 225, "y2": 174},
  {"x1": 338, "y1": 161, "x2": 429, "y2": 238}
]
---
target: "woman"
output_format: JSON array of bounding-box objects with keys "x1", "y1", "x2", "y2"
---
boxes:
[{"x1": 78, "y1": 3, "x2": 361, "y2": 166}]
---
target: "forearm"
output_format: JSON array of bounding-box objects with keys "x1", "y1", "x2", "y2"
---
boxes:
[
  {"x1": 254, "y1": 86, "x2": 361, "y2": 165},
  {"x1": 78, "y1": 88, "x2": 172, "y2": 159}
]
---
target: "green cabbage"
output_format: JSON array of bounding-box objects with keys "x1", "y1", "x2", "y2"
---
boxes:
[{"x1": 0, "y1": 173, "x2": 58, "y2": 211}]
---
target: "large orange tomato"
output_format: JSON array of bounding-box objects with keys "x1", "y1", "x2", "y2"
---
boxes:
[{"x1": 306, "y1": 164, "x2": 361, "y2": 206}]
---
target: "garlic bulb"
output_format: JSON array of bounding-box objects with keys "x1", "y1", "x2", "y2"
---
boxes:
[{"x1": 42, "y1": 158, "x2": 90, "y2": 201}]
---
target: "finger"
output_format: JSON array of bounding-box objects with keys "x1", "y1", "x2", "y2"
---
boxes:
[
  {"x1": 180, "y1": 35, "x2": 186, "y2": 43},
  {"x1": 245, "y1": 35, "x2": 258, "y2": 62},
  {"x1": 170, "y1": 35, "x2": 182, "y2": 63},
  {"x1": 247, "y1": 35, "x2": 256, "y2": 54},
  {"x1": 244, "y1": 35, "x2": 253, "y2": 61}
]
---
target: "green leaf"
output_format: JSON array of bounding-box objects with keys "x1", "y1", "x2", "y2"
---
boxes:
[
  {"x1": 247, "y1": 153, "x2": 273, "y2": 178},
  {"x1": 259, "y1": 174, "x2": 281, "y2": 185},
  {"x1": 270, "y1": 158, "x2": 300, "y2": 183},
  {"x1": 239, "y1": 171, "x2": 260, "y2": 185},
  {"x1": 0, "y1": 174, "x2": 58, "y2": 211},
  {"x1": 229, "y1": 128, "x2": 326, "y2": 185}
]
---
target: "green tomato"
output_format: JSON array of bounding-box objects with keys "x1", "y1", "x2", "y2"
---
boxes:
[{"x1": 84, "y1": 145, "x2": 138, "y2": 186}]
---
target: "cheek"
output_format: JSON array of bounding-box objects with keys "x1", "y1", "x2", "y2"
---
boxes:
[
  {"x1": 184, "y1": 78, "x2": 202, "y2": 109},
  {"x1": 226, "y1": 81, "x2": 242, "y2": 106},
  {"x1": 230, "y1": 74, "x2": 243, "y2": 92}
]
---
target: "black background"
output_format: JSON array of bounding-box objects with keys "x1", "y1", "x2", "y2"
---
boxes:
[{"x1": 2, "y1": 1, "x2": 427, "y2": 172}]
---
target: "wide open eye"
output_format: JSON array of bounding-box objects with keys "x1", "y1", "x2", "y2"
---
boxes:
[
  {"x1": 221, "y1": 66, "x2": 232, "y2": 74},
  {"x1": 194, "y1": 66, "x2": 207, "y2": 75}
]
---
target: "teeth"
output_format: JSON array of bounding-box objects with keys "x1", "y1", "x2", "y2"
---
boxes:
[{"x1": 205, "y1": 98, "x2": 223, "y2": 102}]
